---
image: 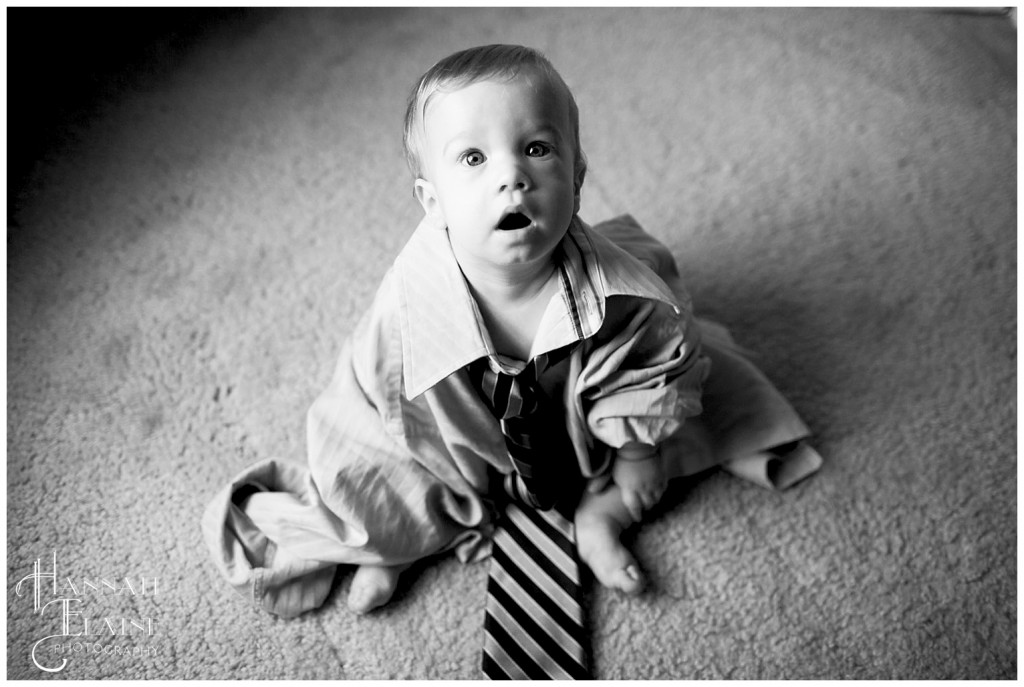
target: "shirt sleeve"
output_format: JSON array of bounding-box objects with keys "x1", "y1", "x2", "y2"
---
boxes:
[
  {"x1": 578, "y1": 294, "x2": 710, "y2": 457},
  {"x1": 304, "y1": 271, "x2": 491, "y2": 566},
  {"x1": 202, "y1": 271, "x2": 495, "y2": 618}
]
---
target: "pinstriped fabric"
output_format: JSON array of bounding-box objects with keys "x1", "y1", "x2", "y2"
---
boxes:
[
  {"x1": 396, "y1": 222, "x2": 493, "y2": 400},
  {"x1": 555, "y1": 234, "x2": 601, "y2": 340},
  {"x1": 471, "y1": 344, "x2": 589, "y2": 680}
]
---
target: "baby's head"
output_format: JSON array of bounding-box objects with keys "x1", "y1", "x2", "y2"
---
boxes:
[
  {"x1": 402, "y1": 45, "x2": 588, "y2": 271},
  {"x1": 403, "y1": 44, "x2": 587, "y2": 194}
]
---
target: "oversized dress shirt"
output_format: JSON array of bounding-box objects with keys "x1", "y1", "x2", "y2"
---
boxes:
[{"x1": 202, "y1": 214, "x2": 821, "y2": 618}]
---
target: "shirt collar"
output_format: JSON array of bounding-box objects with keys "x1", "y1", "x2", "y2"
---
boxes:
[{"x1": 395, "y1": 215, "x2": 680, "y2": 399}]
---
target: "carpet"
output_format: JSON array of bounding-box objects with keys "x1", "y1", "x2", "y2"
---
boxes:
[{"x1": 6, "y1": 7, "x2": 1016, "y2": 679}]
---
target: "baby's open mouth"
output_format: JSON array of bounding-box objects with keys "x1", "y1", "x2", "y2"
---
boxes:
[{"x1": 497, "y1": 211, "x2": 532, "y2": 230}]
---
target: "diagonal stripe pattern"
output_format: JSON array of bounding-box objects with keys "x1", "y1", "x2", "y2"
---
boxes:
[
  {"x1": 468, "y1": 346, "x2": 577, "y2": 511},
  {"x1": 483, "y1": 502, "x2": 589, "y2": 680},
  {"x1": 469, "y1": 343, "x2": 590, "y2": 680}
]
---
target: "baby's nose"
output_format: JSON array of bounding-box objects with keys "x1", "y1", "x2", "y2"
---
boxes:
[{"x1": 497, "y1": 159, "x2": 531, "y2": 193}]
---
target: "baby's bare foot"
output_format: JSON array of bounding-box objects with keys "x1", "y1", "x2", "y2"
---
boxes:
[
  {"x1": 575, "y1": 514, "x2": 645, "y2": 596},
  {"x1": 347, "y1": 564, "x2": 406, "y2": 614}
]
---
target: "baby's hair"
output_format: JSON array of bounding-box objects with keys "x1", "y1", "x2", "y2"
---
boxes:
[{"x1": 403, "y1": 44, "x2": 587, "y2": 187}]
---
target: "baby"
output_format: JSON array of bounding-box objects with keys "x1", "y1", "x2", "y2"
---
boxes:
[
  {"x1": 348, "y1": 43, "x2": 708, "y2": 612},
  {"x1": 204, "y1": 44, "x2": 819, "y2": 625}
]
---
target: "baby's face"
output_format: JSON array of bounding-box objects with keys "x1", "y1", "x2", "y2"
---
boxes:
[{"x1": 414, "y1": 74, "x2": 581, "y2": 273}]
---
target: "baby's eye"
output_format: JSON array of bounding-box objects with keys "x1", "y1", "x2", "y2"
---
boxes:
[
  {"x1": 525, "y1": 142, "x2": 552, "y2": 157},
  {"x1": 460, "y1": 150, "x2": 486, "y2": 167}
]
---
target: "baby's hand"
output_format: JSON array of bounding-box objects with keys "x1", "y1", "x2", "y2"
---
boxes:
[{"x1": 612, "y1": 444, "x2": 666, "y2": 522}]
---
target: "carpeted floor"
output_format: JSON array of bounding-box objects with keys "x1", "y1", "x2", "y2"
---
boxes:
[{"x1": 6, "y1": 7, "x2": 1016, "y2": 680}]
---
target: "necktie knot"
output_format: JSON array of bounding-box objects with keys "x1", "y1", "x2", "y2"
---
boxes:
[{"x1": 468, "y1": 345, "x2": 578, "y2": 511}]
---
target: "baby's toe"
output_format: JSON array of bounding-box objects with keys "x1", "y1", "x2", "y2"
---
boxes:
[
  {"x1": 347, "y1": 566, "x2": 400, "y2": 614},
  {"x1": 608, "y1": 562, "x2": 646, "y2": 596},
  {"x1": 580, "y1": 540, "x2": 646, "y2": 595}
]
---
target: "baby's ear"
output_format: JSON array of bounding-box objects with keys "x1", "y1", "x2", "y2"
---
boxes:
[
  {"x1": 414, "y1": 179, "x2": 445, "y2": 229},
  {"x1": 573, "y1": 167, "x2": 586, "y2": 215}
]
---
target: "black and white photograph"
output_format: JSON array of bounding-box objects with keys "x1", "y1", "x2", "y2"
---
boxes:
[{"x1": 6, "y1": 5, "x2": 1016, "y2": 680}]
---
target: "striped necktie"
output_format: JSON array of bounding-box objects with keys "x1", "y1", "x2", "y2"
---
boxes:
[{"x1": 469, "y1": 347, "x2": 590, "y2": 680}]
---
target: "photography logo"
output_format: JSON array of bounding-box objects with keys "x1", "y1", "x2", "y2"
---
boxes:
[{"x1": 14, "y1": 552, "x2": 158, "y2": 673}]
